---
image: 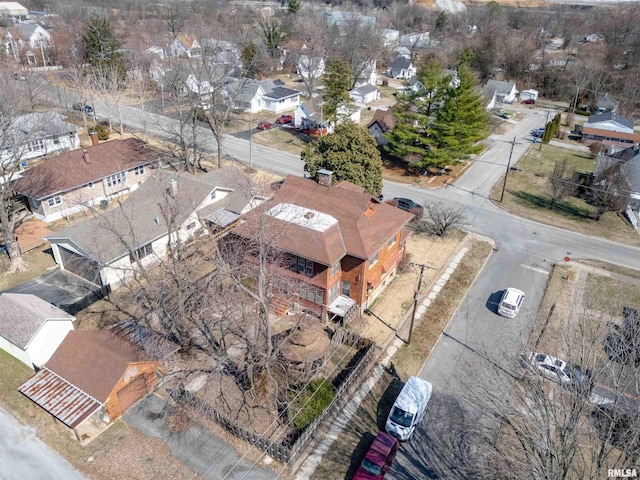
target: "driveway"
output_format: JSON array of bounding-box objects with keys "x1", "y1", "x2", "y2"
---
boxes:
[
  {"x1": 0, "y1": 404, "x2": 86, "y2": 480},
  {"x1": 124, "y1": 394, "x2": 274, "y2": 480},
  {"x1": 4, "y1": 269, "x2": 102, "y2": 315}
]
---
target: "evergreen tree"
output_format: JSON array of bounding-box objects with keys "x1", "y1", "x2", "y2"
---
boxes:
[
  {"x1": 429, "y1": 63, "x2": 490, "y2": 163},
  {"x1": 322, "y1": 58, "x2": 353, "y2": 121},
  {"x1": 83, "y1": 17, "x2": 125, "y2": 80},
  {"x1": 287, "y1": 0, "x2": 301, "y2": 14},
  {"x1": 302, "y1": 121, "x2": 383, "y2": 196},
  {"x1": 259, "y1": 16, "x2": 287, "y2": 58}
]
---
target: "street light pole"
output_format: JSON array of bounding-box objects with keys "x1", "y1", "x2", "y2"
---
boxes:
[
  {"x1": 499, "y1": 138, "x2": 516, "y2": 203},
  {"x1": 408, "y1": 262, "x2": 430, "y2": 345}
]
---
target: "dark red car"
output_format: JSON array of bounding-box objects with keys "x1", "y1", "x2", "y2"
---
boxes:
[
  {"x1": 275, "y1": 114, "x2": 293, "y2": 124},
  {"x1": 522, "y1": 98, "x2": 536, "y2": 104},
  {"x1": 257, "y1": 121, "x2": 273, "y2": 130},
  {"x1": 352, "y1": 431, "x2": 400, "y2": 480}
]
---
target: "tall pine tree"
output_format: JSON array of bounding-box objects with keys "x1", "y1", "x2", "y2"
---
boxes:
[
  {"x1": 83, "y1": 17, "x2": 125, "y2": 80},
  {"x1": 323, "y1": 58, "x2": 353, "y2": 121}
]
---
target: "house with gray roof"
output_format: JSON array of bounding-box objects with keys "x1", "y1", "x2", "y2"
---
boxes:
[
  {"x1": 350, "y1": 84, "x2": 380, "y2": 105},
  {"x1": 1, "y1": 112, "x2": 79, "y2": 165},
  {"x1": 45, "y1": 166, "x2": 263, "y2": 290},
  {"x1": 484, "y1": 80, "x2": 517, "y2": 104},
  {"x1": 385, "y1": 56, "x2": 416, "y2": 79},
  {"x1": 582, "y1": 112, "x2": 640, "y2": 148},
  {"x1": 595, "y1": 144, "x2": 640, "y2": 230},
  {"x1": 0, "y1": 293, "x2": 75, "y2": 369},
  {"x1": 225, "y1": 78, "x2": 301, "y2": 114},
  {"x1": 6, "y1": 22, "x2": 51, "y2": 63}
]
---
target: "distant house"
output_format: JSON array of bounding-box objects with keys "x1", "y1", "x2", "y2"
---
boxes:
[
  {"x1": 45, "y1": 167, "x2": 261, "y2": 290},
  {"x1": 226, "y1": 78, "x2": 301, "y2": 114},
  {"x1": 354, "y1": 60, "x2": 377, "y2": 88},
  {"x1": 596, "y1": 93, "x2": 619, "y2": 114},
  {"x1": 170, "y1": 34, "x2": 201, "y2": 58},
  {"x1": 367, "y1": 109, "x2": 396, "y2": 146},
  {"x1": 0, "y1": 293, "x2": 74, "y2": 369},
  {"x1": 519, "y1": 89, "x2": 539, "y2": 102},
  {"x1": 400, "y1": 31, "x2": 430, "y2": 49},
  {"x1": 294, "y1": 95, "x2": 360, "y2": 132},
  {"x1": 594, "y1": 145, "x2": 640, "y2": 230},
  {"x1": 6, "y1": 22, "x2": 51, "y2": 63},
  {"x1": 1, "y1": 112, "x2": 79, "y2": 165},
  {"x1": 350, "y1": 84, "x2": 380, "y2": 105},
  {"x1": 297, "y1": 55, "x2": 325, "y2": 80},
  {"x1": 323, "y1": 11, "x2": 376, "y2": 28},
  {"x1": 385, "y1": 56, "x2": 416, "y2": 79},
  {"x1": 482, "y1": 84, "x2": 498, "y2": 111},
  {"x1": 230, "y1": 172, "x2": 413, "y2": 323},
  {"x1": 582, "y1": 112, "x2": 640, "y2": 148},
  {"x1": 19, "y1": 329, "x2": 178, "y2": 444},
  {"x1": 12, "y1": 138, "x2": 162, "y2": 223},
  {"x1": 484, "y1": 80, "x2": 517, "y2": 104},
  {"x1": 380, "y1": 29, "x2": 400, "y2": 47},
  {"x1": 0, "y1": 1, "x2": 28, "y2": 21}
]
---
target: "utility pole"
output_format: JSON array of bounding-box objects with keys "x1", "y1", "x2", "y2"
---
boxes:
[
  {"x1": 408, "y1": 262, "x2": 431, "y2": 345},
  {"x1": 572, "y1": 85, "x2": 579, "y2": 114},
  {"x1": 249, "y1": 111, "x2": 253, "y2": 169},
  {"x1": 499, "y1": 138, "x2": 517, "y2": 203}
]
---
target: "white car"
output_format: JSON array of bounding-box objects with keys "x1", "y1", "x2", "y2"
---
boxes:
[
  {"x1": 498, "y1": 288, "x2": 525, "y2": 318},
  {"x1": 527, "y1": 352, "x2": 590, "y2": 391}
]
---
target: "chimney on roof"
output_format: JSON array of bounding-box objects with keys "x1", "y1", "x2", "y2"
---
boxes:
[
  {"x1": 317, "y1": 169, "x2": 333, "y2": 187},
  {"x1": 82, "y1": 149, "x2": 90, "y2": 164},
  {"x1": 168, "y1": 178, "x2": 177, "y2": 198},
  {"x1": 89, "y1": 131, "x2": 99, "y2": 146}
]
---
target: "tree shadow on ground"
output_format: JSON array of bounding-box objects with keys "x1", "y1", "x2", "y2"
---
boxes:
[{"x1": 509, "y1": 191, "x2": 594, "y2": 220}]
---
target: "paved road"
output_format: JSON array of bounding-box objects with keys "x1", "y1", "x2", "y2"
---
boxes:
[{"x1": 0, "y1": 404, "x2": 86, "y2": 480}]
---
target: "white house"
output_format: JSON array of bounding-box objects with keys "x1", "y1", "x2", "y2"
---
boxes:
[
  {"x1": 380, "y1": 29, "x2": 400, "y2": 47},
  {"x1": 0, "y1": 293, "x2": 75, "y2": 369},
  {"x1": 45, "y1": 167, "x2": 262, "y2": 291},
  {"x1": 350, "y1": 84, "x2": 380, "y2": 105},
  {"x1": 297, "y1": 55, "x2": 325, "y2": 80},
  {"x1": 170, "y1": 34, "x2": 201, "y2": 58},
  {"x1": 294, "y1": 95, "x2": 360, "y2": 133},
  {"x1": 1, "y1": 112, "x2": 79, "y2": 165},
  {"x1": 354, "y1": 60, "x2": 377, "y2": 88},
  {"x1": 228, "y1": 78, "x2": 301, "y2": 114},
  {"x1": 385, "y1": 56, "x2": 416, "y2": 79},
  {"x1": 6, "y1": 22, "x2": 51, "y2": 63},
  {"x1": 585, "y1": 112, "x2": 634, "y2": 134},
  {"x1": 484, "y1": 80, "x2": 518, "y2": 104},
  {"x1": 519, "y1": 89, "x2": 539, "y2": 102}
]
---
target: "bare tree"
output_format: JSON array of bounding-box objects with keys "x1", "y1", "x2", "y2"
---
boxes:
[
  {"x1": 549, "y1": 159, "x2": 575, "y2": 211},
  {"x1": 419, "y1": 202, "x2": 467, "y2": 237},
  {"x1": 89, "y1": 63, "x2": 127, "y2": 135},
  {"x1": 590, "y1": 168, "x2": 630, "y2": 221}
]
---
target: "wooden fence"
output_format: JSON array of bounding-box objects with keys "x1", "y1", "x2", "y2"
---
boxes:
[{"x1": 172, "y1": 330, "x2": 376, "y2": 465}]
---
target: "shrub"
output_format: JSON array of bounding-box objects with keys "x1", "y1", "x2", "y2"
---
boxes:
[
  {"x1": 289, "y1": 379, "x2": 335, "y2": 430},
  {"x1": 89, "y1": 123, "x2": 110, "y2": 140}
]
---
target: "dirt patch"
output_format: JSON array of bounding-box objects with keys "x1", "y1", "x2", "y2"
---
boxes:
[{"x1": 381, "y1": 153, "x2": 472, "y2": 189}]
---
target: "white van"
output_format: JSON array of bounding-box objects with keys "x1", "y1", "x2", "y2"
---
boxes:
[{"x1": 385, "y1": 376, "x2": 432, "y2": 441}]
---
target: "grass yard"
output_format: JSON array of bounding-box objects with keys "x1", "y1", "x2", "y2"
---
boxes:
[
  {"x1": 583, "y1": 274, "x2": 640, "y2": 317},
  {"x1": 493, "y1": 144, "x2": 640, "y2": 247}
]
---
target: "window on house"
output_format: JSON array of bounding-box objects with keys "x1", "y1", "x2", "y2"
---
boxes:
[
  {"x1": 186, "y1": 221, "x2": 196, "y2": 230},
  {"x1": 53, "y1": 137, "x2": 60, "y2": 145},
  {"x1": 290, "y1": 254, "x2": 314, "y2": 277},
  {"x1": 330, "y1": 263, "x2": 339, "y2": 277},
  {"x1": 388, "y1": 234, "x2": 396, "y2": 248},
  {"x1": 315, "y1": 289, "x2": 323, "y2": 305},
  {"x1": 132, "y1": 242, "x2": 153, "y2": 261},
  {"x1": 134, "y1": 165, "x2": 145, "y2": 175},
  {"x1": 342, "y1": 281, "x2": 351, "y2": 297},
  {"x1": 28, "y1": 139, "x2": 44, "y2": 152},
  {"x1": 370, "y1": 252, "x2": 379, "y2": 267},
  {"x1": 328, "y1": 282, "x2": 339, "y2": 303},
  {"x1": 210, "y1": 191, "x2": 217, "y2": 201},
  {"x1": 106, "y1": 172, "x2": 126, "y2": 187},
  {"x1": 307, "y1": 285, "x2": 315, "y2": 302},
  {"x1": 305, "y1": 259, "x2": 313, "y2": 276},
  {"x1": 47, "y1": 196, "x2": 61, "y2": 207},
  {"x1": 300, "y1": 283, "x2": 307, "y2": 300}
]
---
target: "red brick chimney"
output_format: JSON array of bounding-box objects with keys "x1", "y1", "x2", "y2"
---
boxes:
[
  {"x1": 317, "y1": 169, "x2": 333, "y2": 187},
  {"x1": 82, "y1": 150, "x2": 90, "y2": 164},
  {"x1": 90, "y1": 131, "x2": 99, "y2": 146}
]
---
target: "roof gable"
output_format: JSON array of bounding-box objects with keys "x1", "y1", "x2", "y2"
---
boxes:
[{"x1": 0, "y1": 293, "x2": 74, "y2": 348}]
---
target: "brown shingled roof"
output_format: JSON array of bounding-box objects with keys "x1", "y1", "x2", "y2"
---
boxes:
[
  {"x1": 232, "y1": 176, "x2": 413, "y2": 263},
  {"x1": 13, "y1": 138, "x2": 163, "y2": 200},
  {"x1": 367, "y1": 109, "x2": 396, "y2": 132},
  {"x1": 45, "y1": 329, "x2": 155, "y2": 402}
]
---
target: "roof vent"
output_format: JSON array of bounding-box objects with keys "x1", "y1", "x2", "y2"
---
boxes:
[
  {"x1": 167, "y1": 178, "x2": 177, "y2": 198},
  {"x1": 154, "y1": 215, "x2": 160, "y2": 225},
  {"x1": 304, "y1": 211, "x2": 314, "y2": 219},
  {"x1": 82, "y1": 149, "x2": 90, "y2": 164}
]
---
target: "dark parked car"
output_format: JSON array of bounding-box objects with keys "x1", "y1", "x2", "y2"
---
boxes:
[
  {"x1": 11, "y1": 73, "x2": 26, "y2": 81},
  {"x1": 393, "y1": 197, "x2": 423, "y2": 215},
  {"x1": 275, "y1": 114, "x2": 293, "y2": 124},
  {"x1": 73, "y1": 103, "x2": 94, "y2": 114},
  {"x1": 257, "y1": 121, "x2": 273, "y2": 130},
  {"x1": 352, "y1": 431, "x2": 399, "y2": 480},
  {"x1": 522, "y1": 98, "x2": 536, "y2": 105}
]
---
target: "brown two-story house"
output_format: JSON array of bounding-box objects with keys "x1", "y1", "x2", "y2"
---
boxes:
[
  {"x1": 12, "y1": 138, "x2": 163, "y2": 223},
  {"x1": 230, "y1": 172, "x2": 414, "y2": 323}
]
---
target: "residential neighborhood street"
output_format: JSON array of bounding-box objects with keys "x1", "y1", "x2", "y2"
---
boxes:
[{"x1": 37, "y1": 84, "x2": 640, "y2": 479}]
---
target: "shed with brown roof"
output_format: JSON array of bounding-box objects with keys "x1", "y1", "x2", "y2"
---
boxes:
[{"x1": 18, "y1": 329, "x2": 174, "y2": 443}]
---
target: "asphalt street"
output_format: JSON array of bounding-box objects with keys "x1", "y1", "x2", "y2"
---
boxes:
[{"x1": 0, "y1": 404, "x2": 86, "y2": 480}]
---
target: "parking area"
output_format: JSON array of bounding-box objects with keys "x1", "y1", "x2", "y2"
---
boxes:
[{"x1": 4, "y1": 268, "x2": 102, "y2": 314}]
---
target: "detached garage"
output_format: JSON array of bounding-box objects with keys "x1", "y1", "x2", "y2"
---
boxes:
[{"x1": 19, "y1": 329, "x2": 178, "y2": 444}]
